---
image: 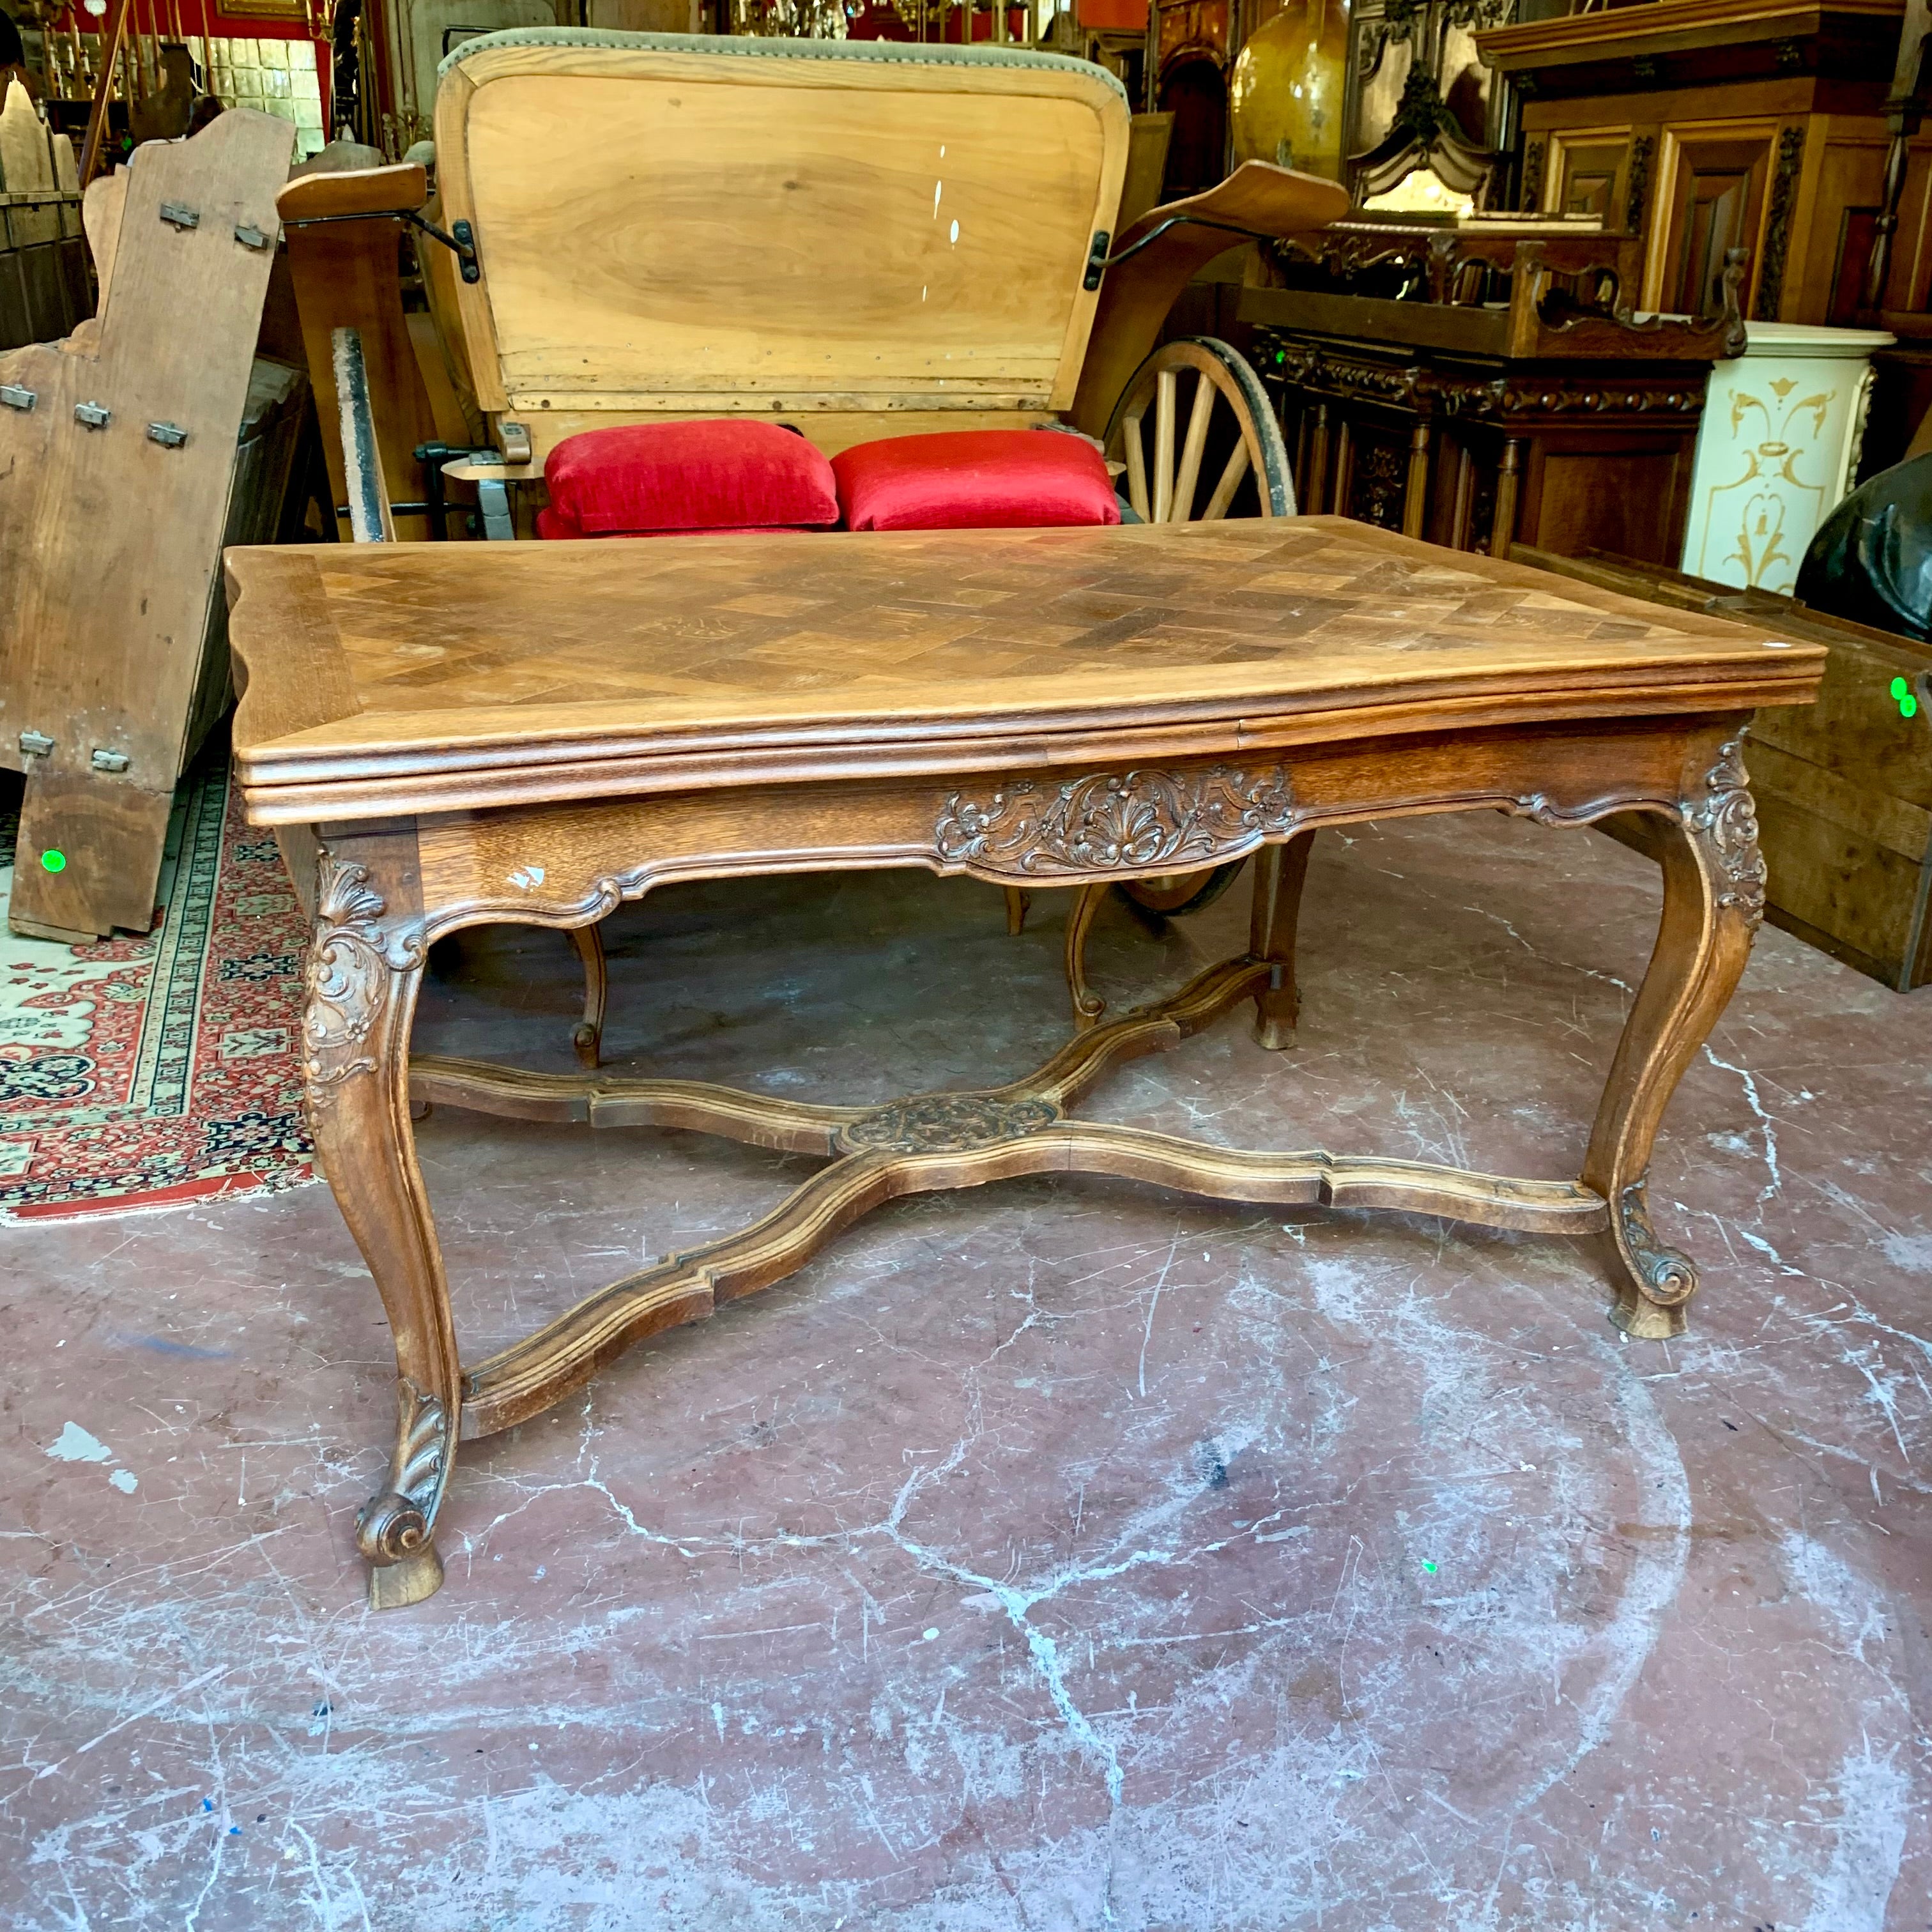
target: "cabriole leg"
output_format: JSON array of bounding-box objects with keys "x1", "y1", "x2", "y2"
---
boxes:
[
  {"x1": 1250, "y1": 832, "x2": 1315, "y2": 1050},
  {"x1": 569, "y1": 921, "x2": 608, "y2": 1070},
  {"x1": 1582, "y1": 738, "x2": 1765, "y2": 1340},
  {"x1": 300, "y1": 840, "x2": 459, "y2": 1609},
  {"x1": 1064, "y1": 882, "x2": 1108, "y2": 1029}
]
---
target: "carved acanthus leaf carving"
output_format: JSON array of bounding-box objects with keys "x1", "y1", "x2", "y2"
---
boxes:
[
  {"x1": 302, "y1": 855, "x2": 392, "y2": 1093},
  {"x1": 355, "y1": 1377, "x2": 450, "y2": 1567},
  {"x1": 1754, "y1": 125, "x2": 1806, "y2": 323},
  {"x1": 1618, "y1": 1178, "x2": 1699, "y2": 1310},
  {"x1": 1685, "y1": 733, "x2": 1766, "y2": 929},
  {"x1": 936, "y1": 765, "x2": 1296, "y2": 880}
]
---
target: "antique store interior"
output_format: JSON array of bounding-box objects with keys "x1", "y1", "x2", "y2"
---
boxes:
[{"x1": 4, "y1": 0, "x2": 1932, "y2": 1922}]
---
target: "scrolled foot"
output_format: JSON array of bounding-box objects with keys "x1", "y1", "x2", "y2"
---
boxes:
[
  {"x1": 356, "y1": 1489, "x2": 447, "y2": 1608},
  {"x1": 356, "y1": 1376, "x2": 454, "y2": 1609},
  {"x1": 1606, "y1": 1177, "x2": 1698, "y2": 1340},
  {"x1": 571, "y1": 1020, "x2": 602, "y2": 1070}
]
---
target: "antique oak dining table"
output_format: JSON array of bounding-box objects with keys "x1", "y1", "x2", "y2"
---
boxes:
[{"x1": 225, "y1": 516, "x2": 1823, "y2": 1609}]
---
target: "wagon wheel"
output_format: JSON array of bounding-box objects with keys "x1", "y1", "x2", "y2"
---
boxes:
[
  {"x1": 1104, "y1": 335, "x2": 1295, "y2": 528},
  {"x1": 1104, "y1": 337, "x2": 1293, "y2": 921},
  {"x1": 1114, "y1": 863, "x2": 1245, "y2": 919}
]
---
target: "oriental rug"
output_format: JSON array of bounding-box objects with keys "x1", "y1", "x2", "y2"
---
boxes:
[{"x1": 0, "y1": 755, "x2": 316, "y2": 1220}]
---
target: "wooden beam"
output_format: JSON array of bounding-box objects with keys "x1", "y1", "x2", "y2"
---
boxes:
[{"x1": 79, "y1": 0, "x2": 134, "y2": 188}]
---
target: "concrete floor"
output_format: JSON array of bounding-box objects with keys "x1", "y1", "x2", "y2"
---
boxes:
[{"x1": 2, "y1": 809, "x2": 1929, "y2": 1930}]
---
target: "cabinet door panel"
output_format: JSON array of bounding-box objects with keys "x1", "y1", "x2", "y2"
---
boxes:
[
  {"x1": 1659, "y1": 134, "x2": 1770, "y2": 316},
  {"x1": 1521, "y1": 438, "x2": 1694, "y2": 565},
  {"x1": 1554, "y1": 137, "x2": 1630, "y2": 223}
]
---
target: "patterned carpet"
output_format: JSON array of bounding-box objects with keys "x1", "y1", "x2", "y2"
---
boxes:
[{"x1": 0, "y1": 755, "x2": 315, "y2": 1219}]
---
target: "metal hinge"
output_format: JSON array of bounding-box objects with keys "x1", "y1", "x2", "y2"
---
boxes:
[
  {"x1": 1084, "y1": 229, "x2": 1110, "y2": 291},
  {"x1": 233, "y1": 222, "x2": 269, "y2": 251},
  {"x1": 159, "y1": 201, "x2": 199, "y2": 230},
  {"x1": 498, "y1": 420, "x2": 533, "y2": 466},
  {"x1": 146, "y1": 420, "x2": 188, "y2": 448},
  {"x1": 90, "y1": 748, "x2": 130, "y2": 773},
  {"x1": 73, "y1": 401, "x2": 111, "y2": 429},
  {"x1": 450, "y1": 218, "x2": 480, "y2": 282},
  {"x1": 18, "y1": 730, "x2": 54, "y2": 757},
  {"x1": 0, "y1": 383, "x2": 34, "y2": 410}
]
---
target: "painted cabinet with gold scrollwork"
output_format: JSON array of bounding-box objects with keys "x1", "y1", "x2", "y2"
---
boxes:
[{"x1": 1681, "y1": 320, "x2": 1894, "y2": 595}]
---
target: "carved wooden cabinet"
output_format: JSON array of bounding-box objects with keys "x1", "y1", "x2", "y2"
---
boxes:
[
  {"x1": 1242, "y1": 221, "x2": 1740, "y2": 564},
  {"x1": 1475, "y1": 0, "x2": 1905, "y2": 328}
]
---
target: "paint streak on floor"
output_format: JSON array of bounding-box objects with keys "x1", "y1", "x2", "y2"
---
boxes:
[{"x1": 2, "y1": 811, "x2": 1929, "y2": 1929}]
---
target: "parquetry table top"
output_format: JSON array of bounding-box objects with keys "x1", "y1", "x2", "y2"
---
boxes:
[
  {"x1": 227, "y1": 519, "x2": 1821, "y2": 824},
  {"x1": 236, "y1": 514, "x2": 1828, "y2": 1608}
]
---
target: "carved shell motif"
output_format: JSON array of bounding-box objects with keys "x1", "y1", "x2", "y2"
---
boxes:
[
  {"x1": 1687, "y1": 734, "x2": 1767, "y2": 929},
  {"x1": 302, "y1": 856, "x2": 392, "y2": 1091},
  {"x1": 936, "y1": 765, "x2": 1296, "y2": 880}
]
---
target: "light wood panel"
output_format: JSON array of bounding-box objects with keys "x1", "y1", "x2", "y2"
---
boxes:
[{"x1": 433, "y1": 36, "x2": 1130, "y2": 420}]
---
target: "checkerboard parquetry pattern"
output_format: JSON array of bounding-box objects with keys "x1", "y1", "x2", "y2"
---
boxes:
[{"x1": 293, "y1": 521, "x2": 1733, "y2": 728}]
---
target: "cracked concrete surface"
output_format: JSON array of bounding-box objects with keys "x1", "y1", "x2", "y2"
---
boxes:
[{"x1": 3, "y1": 811, "x2": 1930, "y2": 1929}]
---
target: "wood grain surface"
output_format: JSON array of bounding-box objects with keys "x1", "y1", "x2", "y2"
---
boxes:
[
  {"x1": 227, "y1": 518, "x2": 1823, "y2": 822},
  {"x1": 241, "y1": 514, "x2": 1829, "y2": 1605},
  {"x1": 432, "y1": 36, "x2": 1128, "y2": 421},
  {"x1": 1, "y1": 109, "x2": 294, "y2": 935}
]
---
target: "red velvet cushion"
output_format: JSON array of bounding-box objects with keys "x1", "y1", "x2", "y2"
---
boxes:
[
  {"x1": 540, "y1": 419, "x2": 839, "y2": 538},
  {"x1": 832, "y1": 430, "x2": 1121, "y2": 532}
]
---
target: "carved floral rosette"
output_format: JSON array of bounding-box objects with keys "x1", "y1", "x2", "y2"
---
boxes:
[
  {"x1": 935, "y1": 764, "x2": 1296, "y2": 881},
  {"x1": 1685, "y1": 735, "x2": 1766, "y2": 930}
]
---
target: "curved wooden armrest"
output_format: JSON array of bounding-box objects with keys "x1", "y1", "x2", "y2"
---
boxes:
[
  {"x1": 278, "y1": 162, "x2": 430, "y2": 224},
  {"x1": 1071, "y1": 162, "x2": 1353, "y2": 437}
]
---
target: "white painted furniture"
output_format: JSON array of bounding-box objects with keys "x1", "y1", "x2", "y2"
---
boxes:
[{"x1": 1682, "y1": 321, "x2": 1894, "y2": 596}]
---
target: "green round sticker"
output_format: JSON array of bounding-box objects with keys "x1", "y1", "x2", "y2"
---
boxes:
[
  {"x1": 40, "y1": 849, "x2": 66, "y2": 873},
  {"x1": 1890, "y1": 676, "x2": 1919, "y2": 719},
  {"x1": 1892, "y1": 676, "x2": 1909, "y2": 700}
]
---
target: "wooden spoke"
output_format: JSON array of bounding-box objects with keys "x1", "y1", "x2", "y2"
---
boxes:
[
  {"x1": 1123, "y1": 409, "x2": 1151, "y2": 521},
  {"x1": 1172, "y1": 370, "x2": 1216, "y2": 524},
  {"x1": 410, "y1": 1055, "x2": 857, "y2": 1154},
  {"x1": 1104, "y1": 337, "x2": 1296, "y2": 526},
  {"x1": 1153, "y1": 365, "x2": 1177, "y2": 524},
  {"x1": 1202, "y1": 438, "x2": 1250, "y2": 522}
]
